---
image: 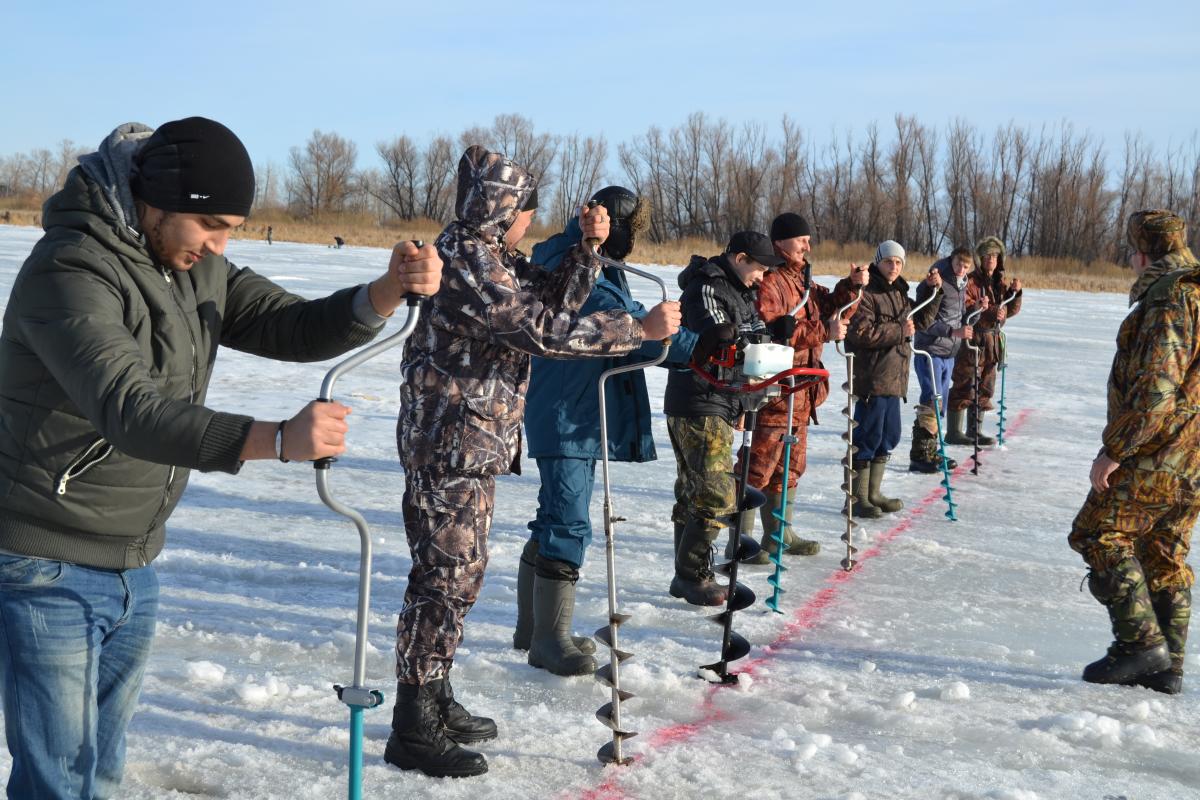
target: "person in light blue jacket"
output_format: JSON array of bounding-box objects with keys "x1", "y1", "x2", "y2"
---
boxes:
[{"x1": 514, "y1": 186, "x2": 696, "y2": 676}]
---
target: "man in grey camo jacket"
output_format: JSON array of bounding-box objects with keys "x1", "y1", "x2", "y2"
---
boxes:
[{"x1": 385, "y1": 145, "x2": 680, "y2": 778}]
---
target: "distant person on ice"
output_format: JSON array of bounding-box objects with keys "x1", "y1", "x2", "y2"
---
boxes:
[
  {"x1": 516, "y1": 185, "x2": 695, "y2": 677},
  {"x1": 334, "y1": 235, "x2": 345, "y2": 248},
  {"x1": 267, "y1": 224, "x2": 273, "y2": 244},
  {"x1": 0, "y1": 117, "x2": 442, "y2": 800},
  {"x1": 908, "y1": 245, "x2": 975, "y2": 473},
  {"x1": 1069, "y1": 209, "x2": 1200, "y2": 694},
  {"x1": 945, "y1": 236, "x2": 1023, "y2": 446},
  {"x1": 843, "y1": 241, "x2": 938, "y2": 517},
  {"x1": 389, "y1": 147, "x2": 680, "y2": 778}
]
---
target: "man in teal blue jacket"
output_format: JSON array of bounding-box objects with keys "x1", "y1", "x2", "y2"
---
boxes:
[{"x1": 514, "y1": 187, "x2": 695, "y2": 676}]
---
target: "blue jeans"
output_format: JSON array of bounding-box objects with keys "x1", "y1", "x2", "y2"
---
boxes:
[
  {"x1": 0, "y1": 556, "x2": 159, "y2": 800},
  {"x1": 915, "y1": 354, "x2": 954, "y2": 412},
  {"x1": 853, "y1": 396, "x2": 902, "y2": 460},
  {"x1": 528, "y1": 457, "x2": 596, "y2": 568}
]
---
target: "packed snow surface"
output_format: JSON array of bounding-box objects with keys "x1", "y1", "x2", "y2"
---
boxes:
[{"x1": 0, "y1": 227, "x2": 1196, "y2": 799}]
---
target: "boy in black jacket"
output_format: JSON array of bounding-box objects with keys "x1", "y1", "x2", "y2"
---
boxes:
[{"x1": 664, "y1": 231, "x2": 782, "y2": 605}]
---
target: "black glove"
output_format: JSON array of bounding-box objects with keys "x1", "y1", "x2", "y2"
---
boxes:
[
  {"x1": 768, "y1": 315, "x2": 797, "y2": 343},
  {"x1": 693, "y1": 323, "x2": 737, "y2": 365}
]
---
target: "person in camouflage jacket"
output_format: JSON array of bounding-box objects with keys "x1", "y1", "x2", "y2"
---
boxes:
[
  {"x1": 1069, "y1": 210, "x2": 1200, "y2": 694},
  {"x1": 737, "y1": 213, "x2": 861, "y2": 562},
  {"x1": 946, "y1": 236, "x2": 1024, "y2": 445},
  {"x1": 387, "y1": 146, "x2": 673, "y2": 778}
]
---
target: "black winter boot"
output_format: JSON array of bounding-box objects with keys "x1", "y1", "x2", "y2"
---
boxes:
[
  {"x1": 432, "y1": 668, "x2": 497, "y2": 744},
  {"x1": 867, "y1": 457, "x2": 903, "y2": 513},
  {"x1": 669, "y1": 520, "x2": 727, "y2": 606},
  {"x1": 842, "y1": 460, "x2": 882, "y2": 519},
  {"x1": 528, "y1": 556, "x2": 597, "y2": 676},
  {"x1": 384, "y1": 682, "x2": 488, "y2": 777},
  {"x1": 1135, "y1": 586, "x2": 1190, "y2": 695},
  {"x1": 513, "y1": 539, "x2": 594, "y2": 654},
  {"x1": 1081, "y1": 559, "x2": 1171, "y2": 685}
]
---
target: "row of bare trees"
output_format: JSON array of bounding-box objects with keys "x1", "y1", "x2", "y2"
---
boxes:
[{"x1": 4, "y1": 114, "x2": 1198, "y2": 261}]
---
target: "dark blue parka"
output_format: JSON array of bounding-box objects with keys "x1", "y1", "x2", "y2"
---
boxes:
[{"x1": 525, "y1": 218, "x2": 697, "y2": 462}]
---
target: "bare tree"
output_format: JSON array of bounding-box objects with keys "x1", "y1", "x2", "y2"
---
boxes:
[
  {"x1": 553, "y1": 133, "x2": 607, "y2": 227},
  {"x1": 286, "y1": 130, "x2": 359, "y2": 219}
]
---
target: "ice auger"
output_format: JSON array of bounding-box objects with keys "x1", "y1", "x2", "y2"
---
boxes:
[
  {"x1": 690, "y1": 347, "x2": 827, "y2": 678},
  {"x1": 314, "y1": 244, "x2": 426, "y2": 800},
  {"x1": 964, "y1": 305, "x2": 985, "y2": 476},
  {"x1": 835, "y1": 288, "x2": 864, "y2": 571},
  {"x1": 995, "y1": 292, "x2": 1018, "y2": 446},
  {"x1": 909, "y1": 287, "x2": 957, "y2": 521},
  {"x1": 763, "y1": 282, "x2": 812, "y2": 614},
  {"x1": 588, "y1": 246, "x2": 672, "y2": 766}
]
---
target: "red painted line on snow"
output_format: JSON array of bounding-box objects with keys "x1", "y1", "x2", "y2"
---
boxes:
[{"x1": 569, "y1": 408, "x2": 1034, "y2": 800}]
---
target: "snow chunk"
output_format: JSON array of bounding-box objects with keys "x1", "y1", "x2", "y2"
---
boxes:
[
  {"x1": 859, "y1": 660, "x2": 877, "y2": 674},
  {"x1": 889, "y1": 690, "x2": 916, "y2": 710},
  {"x1": 940, "y1": 681, "x2": 970, "y2": 701},
  {"x1": 185, "y1": 660, "x2": 226, "y2": 685}
]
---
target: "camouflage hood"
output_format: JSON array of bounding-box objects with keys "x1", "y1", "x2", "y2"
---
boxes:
[
  {"x1": 452, "y1": 145, "x2": 537, "y2": 246},
  {"x1": 1129, "y1": 250, "x2": 1200, "y2": 307}
]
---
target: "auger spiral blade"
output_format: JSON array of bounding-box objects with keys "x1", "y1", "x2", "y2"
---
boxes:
[
  {"x1": 594, "y1": 625, "x2": 633, "y2": 654},
  {"x1": 597, "y1": 701, "x2": 638, "y2": 730},
  {"x1": 700, "y1": 630, "x2": 753, "y2": 671},
  {"x1": 598, "y1": 733, "x2": 638, "y2": 766}
]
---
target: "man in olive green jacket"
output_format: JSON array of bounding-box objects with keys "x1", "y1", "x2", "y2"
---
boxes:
[{"x1": 0, "y1": 117, "x2": 441, "y2": 800}]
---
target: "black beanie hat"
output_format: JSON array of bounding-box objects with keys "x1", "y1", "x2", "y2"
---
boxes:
[
  {"x1": 770, "y1": 212, "x2": 812, "y2": 242},
  {"x1": 523, "y1": 186, "x2": 539, "y2": 212},
  {"x1": 131, "y1": 117, "x2": 255, "y2": 217}
]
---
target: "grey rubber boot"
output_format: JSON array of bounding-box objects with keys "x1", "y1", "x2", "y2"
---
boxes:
[
  {"x1": 513, "y1": 539, "x2": 594, "y2": 654},
  {"x1": 944, "y1": 408, "x2": 972, "y2": 445},
  {"x1": 867, "y1": 457, "x2": 903, "y2": 513},
  {"x1": 527, "y1": 556, "x2": 596, "y2": 676},
  {"x1": 669, "y1": 519, "x2": 727, "y2": 606},
  {"x1": 968, "y1": 408, "x2": 997, "y2": 446},
  {"x1": 842, "y1": 459, "x2": 882, "y2": 519},
  {"x1": 745, "y1": 492, "x2": 819, "y2": 563}
]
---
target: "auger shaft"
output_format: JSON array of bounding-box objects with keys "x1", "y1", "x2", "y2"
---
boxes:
[
  {"x1": 964, "y1": 306, "x2": 984, "y2": 476},
  {"x1": 765, "y1": 377, "x2": 796, "y2": 613},
  {"x1": 592, "y1": 254, "x2": 670, "y2": 766},
  {"x1": 835, "y1": 288, "x2": 863, "y2": 572}
]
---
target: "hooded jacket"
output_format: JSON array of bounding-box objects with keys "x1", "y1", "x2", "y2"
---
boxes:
[
  {"x1": 845, "y1": 264, "x2": 936, "y2": 399},
  {"x1": 0, "y1": 124, "x2": 381, "y2": 569},
  {"x1": 397, "y1": 147, "x2": 643, "y2": 476},
  {"x1": 913, "y1": 256, "x2": 970, "y2": 358},
  {"x1": 664, "y1": 254, "x2": 770, "y2": 422},
  {"x1": 524, "y1": 216, "x2": 697, "y2": 462},
  {"x1": 960, "y1": 236, "x2": 1027, "y2": 362}
]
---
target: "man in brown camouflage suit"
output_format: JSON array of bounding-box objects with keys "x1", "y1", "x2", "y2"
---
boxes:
[
  {"x1": 946, "y1": 236, "x2": 1023, "y2": 446},
  {"x1": 1069, "y1": 210, "x2": 1200, "y2": 693},
  {"x1": 385, "y1": 145, "x2": 680, "y2": 777}
]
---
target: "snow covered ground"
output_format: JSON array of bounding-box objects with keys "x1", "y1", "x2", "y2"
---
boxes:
[{"x1": 0, "y1": 226, "x2": 1197, "y2": 800}]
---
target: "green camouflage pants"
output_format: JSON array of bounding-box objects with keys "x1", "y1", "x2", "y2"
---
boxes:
[
  {"x1": 667, "y1": 415, "x2": 736, "y2": 541},
  {"x1": 1069, "y1": 465, "x2": 1198, "y2": 593}
]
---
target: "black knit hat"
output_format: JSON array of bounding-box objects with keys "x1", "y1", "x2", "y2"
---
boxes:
[
  {"x1": 770, "y1": 212, "x2": 812, "y2": 242},
  {"x1": 131, "y1": 117, "x2": 255, "y2": 217}
]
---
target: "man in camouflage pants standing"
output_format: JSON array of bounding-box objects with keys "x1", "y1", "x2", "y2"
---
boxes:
[
  {"x1": 387, "y1": 146, "x2": 679, "y2": 777},
  {"x1": 1069, "y1": 210, "x2": 1200, "y2": 693}
]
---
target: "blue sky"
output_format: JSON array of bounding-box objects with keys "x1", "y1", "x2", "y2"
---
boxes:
[{"x1": 3, "y1": 0, "x2": 1197, "y2": 171}]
